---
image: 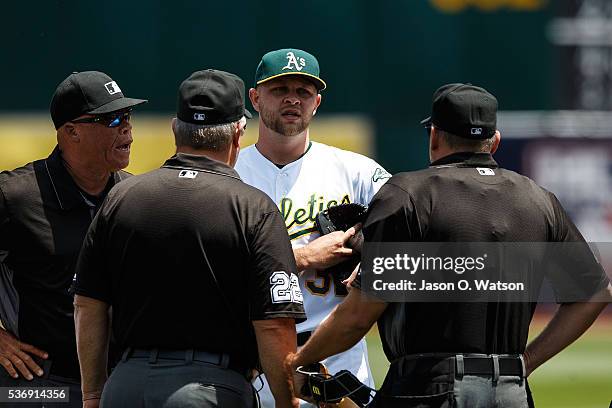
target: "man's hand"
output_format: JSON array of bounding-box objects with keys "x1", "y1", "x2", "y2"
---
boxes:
[
  {"x1": 342, "y1": 263, "x2": 360, "y2": 289},
  {"x1": 83, "y1": 399, "x2": 101, "y2": 408},
  {"x1": 346, "y1": 227, "x2": 364, "y2": 253},
  {"x1": 288, "y1": 359, "x2": 345, "y2": 407},
  {"x1": 286, "y1": 354, "x2": 302, "y2": 396},
  {"x1": 83, "y1": 391, "x2": 102, "y2": 408},
  {"x1": 294, "y1": 224, "x2": 361, "y2": 272},
  {"x1": 286, "y1": 354, "x2": 314, "y2": 404},
  {"x1": 0, "y1": 328, "x2": 47, "y2": 380}
]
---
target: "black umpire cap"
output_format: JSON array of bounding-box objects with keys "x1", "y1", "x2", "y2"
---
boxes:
[
  {"x1": 177, "y1": 69, "x2": 252, "y2": 126},
  {"x1": 50, "y1": 71, "x2": 147, "y2": 129},
  {"x1": 421, "y1": 83, "x2": 498, "y2": 140}
]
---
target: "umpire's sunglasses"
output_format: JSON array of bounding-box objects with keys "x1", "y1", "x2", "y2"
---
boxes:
[
  {"x1": 423, "y1": 122, "x2": 433, "y2": 137},
  {"x1": 422, "y1": 121, "x2": 432, "y2": 137},
  {"x1": 71, "y1": 111, "x2": 131, "y2": 128}
]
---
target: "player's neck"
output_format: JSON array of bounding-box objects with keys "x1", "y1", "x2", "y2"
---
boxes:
[{"x1": 256, "y1": 125, "x2": 310, "y2": 166}]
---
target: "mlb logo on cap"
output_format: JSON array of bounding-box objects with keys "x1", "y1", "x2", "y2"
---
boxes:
[
  {"x1": 176, "y1": 69, "x2": 252, "y2": 126},
  {"x1": 420, "y1": 83, "x2": 498, "y2": 140},
  {"x1": 49, "y1": 71, "x2": 147, "y2": 129},
  {"x1": 105, "y1": 81, "x2": 122, "y2": 95}
]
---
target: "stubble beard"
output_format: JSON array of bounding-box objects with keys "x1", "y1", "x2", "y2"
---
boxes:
[{"x1": 260, "y1": 107, "x2": 311, "y2": 137}]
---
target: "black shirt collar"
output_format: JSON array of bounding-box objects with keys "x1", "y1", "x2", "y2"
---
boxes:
[
  {"x1": 430, "y1": 152, "x2": 499, "y2": 168},
  {"x1": 44, "y1": 145, "x2": 125, "y2": 211},
  {"x1": 162, "y1": 153, "x2": 240, "y2": 180}
]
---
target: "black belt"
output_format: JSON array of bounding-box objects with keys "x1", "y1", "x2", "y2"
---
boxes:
[
  {"x1": 124, "y1": 348, "x2": 229, "y2": 366},
  {"x1": 297, "y1": 331, "x2": 312, "y2": 347},
  {"x1": 122, "y1": 347, "x2": 253, "y2": 379},
  {"x1": 394, "y1": 353, "x2": 525, "y2": 378},
  {"x1": 459, "y1": 355, "x2": 524, "y2": 377}
]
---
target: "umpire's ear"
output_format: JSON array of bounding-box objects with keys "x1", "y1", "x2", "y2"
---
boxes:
[
  {"x1": 490, "y1": 130, "x2": 501, "y2": 154},
  {"x1": 249, "y1": 88, "x2": 260, "y2": 112},
  {"x1": 232, "y1": 120, "x2": 242, "y2": 148},
  {"x1": 59, "y1": 123, "x2": 80, "y2": 143}
]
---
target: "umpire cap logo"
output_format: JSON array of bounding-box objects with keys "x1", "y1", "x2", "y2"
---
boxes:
[
  {"x1": 282, "y1": 52, "x2": 306, "y2": 72},
  {"x1": 179, "y1": 170, "x2": 198, "y2": 179},
  {"x1": 104, "y1": 81, "x2": 122, "y2": 95},
  {"x1": 471, "y1": 127, "x2": 483, "y2": 135},
  {"x1": 477, "y1": 168, "x2": 495, "y2": 176},
  {"x1": 193, "y1": 113, "x2": 206, "y2": 121}
]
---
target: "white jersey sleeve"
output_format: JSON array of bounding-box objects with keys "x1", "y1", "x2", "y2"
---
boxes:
[{"x1": 330, "y1": 146, "x2": 391, "y2": 205}]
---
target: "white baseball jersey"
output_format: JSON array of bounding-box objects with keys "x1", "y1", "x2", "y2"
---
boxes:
[{"x1": 235, "y1": 141, "x2": 390, "y2": 407}]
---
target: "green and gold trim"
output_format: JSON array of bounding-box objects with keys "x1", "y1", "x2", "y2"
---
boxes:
[{"x1": 256, "y1": 72, "x2": 326, "y2": 91}]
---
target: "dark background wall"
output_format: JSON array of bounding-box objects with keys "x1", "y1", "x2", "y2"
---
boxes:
[{"x1": 1, "y1": 0, "x2": 553, "y2": 172}]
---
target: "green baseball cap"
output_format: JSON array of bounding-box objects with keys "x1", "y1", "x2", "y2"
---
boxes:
[{"x1": 254, "y1": 48, "x2": 326, "y2": 91}]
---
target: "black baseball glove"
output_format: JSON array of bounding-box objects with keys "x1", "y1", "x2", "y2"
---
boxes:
[
  {"x1": 314, "y1": 203, "x2": 367, "y2": 282},
  {"x1": 297, "y1": 363, "x2": 373, "y2": 407},
  {"x1": 315, "y1": 203, "x2": 368, "y2": 236}
]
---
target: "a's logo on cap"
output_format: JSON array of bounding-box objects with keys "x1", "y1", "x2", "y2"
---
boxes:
[
  {"x1": 282, "y1": 51, "x2": 306, "y2": 72},
  {"x1": 193, "y1": 113, "x2": 206, "y2": 121},
  {"x1": 104, "y1": 81, "x2": 122, "y2": 95},
  {"x1": 372, "y1": 167, "x2": 392, "y2": 182},
  {"x1": 471, "y1": 127, "x2": 483, "y2": 135}
]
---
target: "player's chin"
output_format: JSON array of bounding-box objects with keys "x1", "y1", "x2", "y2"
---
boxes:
[
  {"x1": 109, "y1": 145, "x2": 131, "y2": 168},
  {"x1": 107, "y1": 155, "x2": 130, "y2": 171},
  {"x1": 280, "y1": 122, "x2": 308, "y2": 137}
]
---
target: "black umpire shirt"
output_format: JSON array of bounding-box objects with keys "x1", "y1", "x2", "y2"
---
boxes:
[
  {"x1": 74, "y1": 153, "x2": 306, "y2": 370},
  {"x1": 358, "y1": 152, "x2": 609, "y2": 361},
  {"x1": 0, "y1": 146, "x2": 128, "y2": 379}
]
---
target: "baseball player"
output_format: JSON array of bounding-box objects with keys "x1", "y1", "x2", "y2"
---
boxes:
[{"x1": 235, "y1": 48, "x2": 391, "y2": 406}]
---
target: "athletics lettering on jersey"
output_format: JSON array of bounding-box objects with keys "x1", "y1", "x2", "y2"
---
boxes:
[{"x1": 280, "y1": 193, "x2": 351, "y2": 239}]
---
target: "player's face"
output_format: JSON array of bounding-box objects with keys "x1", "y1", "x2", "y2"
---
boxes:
[
  {"x1": 71, "y1": 110, "x2": 134, "y2": 172},
  {"x1": 252, "y1": 76, "x2": 321, "y2": 137}
]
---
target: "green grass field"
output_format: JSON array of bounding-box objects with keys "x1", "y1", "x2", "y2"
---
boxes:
[{"x1": 365, "y1": 315, "x2": 612, "y2": 408}]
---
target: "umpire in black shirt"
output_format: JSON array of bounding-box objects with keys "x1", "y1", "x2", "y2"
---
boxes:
[
  {"x1": 0, "y1": 71, "x2": 146, "y2": 406},
  {"x1": 74, "y1": 69, "x2": 306, "y2": 408},
  {"x1": 289, "y1": 83, "x2": 611, "y2": 407}
]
